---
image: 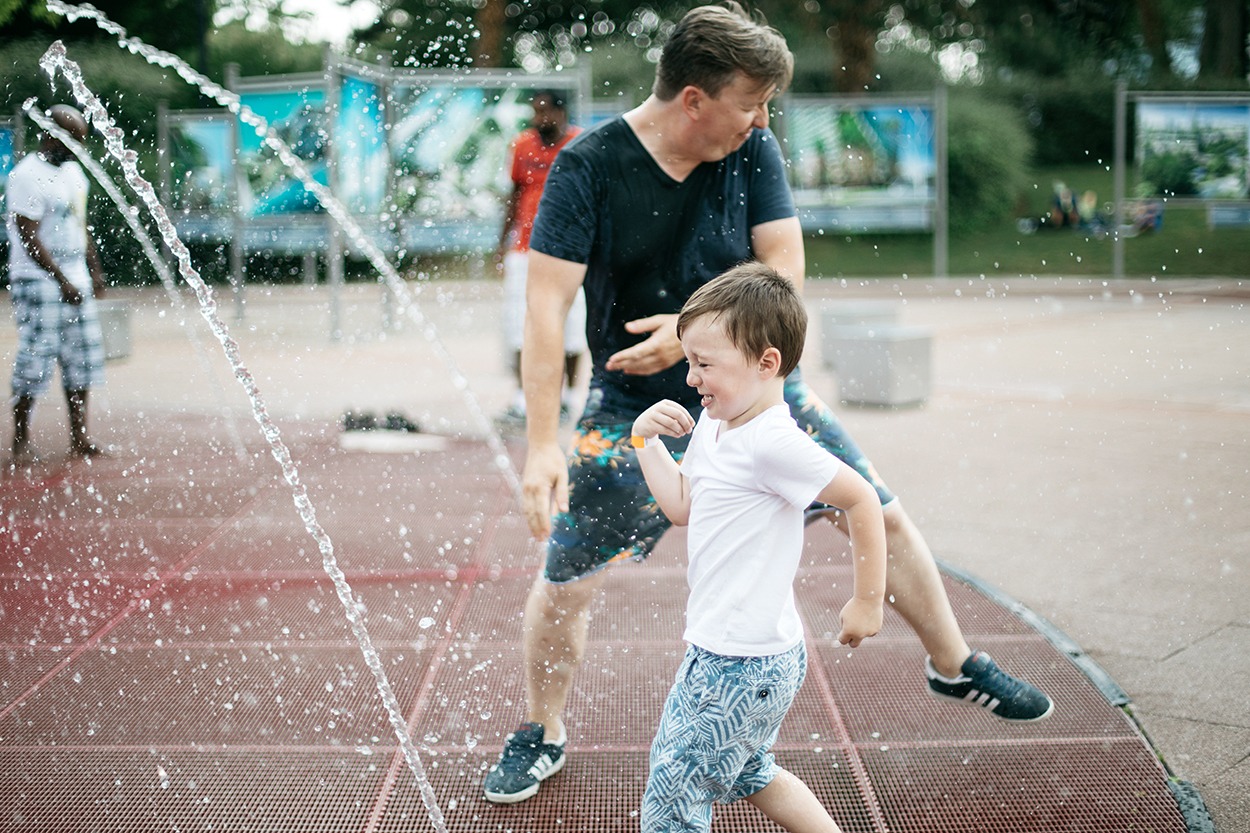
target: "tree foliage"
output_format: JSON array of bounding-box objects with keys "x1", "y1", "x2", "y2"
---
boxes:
[
  {"x1": 0, "y1": 0, "x2": 214, "y2": 60},
  {"x1": 945, "y1": 90, "x2": 1035, "y2": 234}
]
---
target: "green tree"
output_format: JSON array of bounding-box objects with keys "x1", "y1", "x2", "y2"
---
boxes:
[
  {"x1": 945, "y1": 90, "x2": 1035, "y2": 234},
  {"x1": 0, "y1": 0, "x2": 215, "y2": 62},
  {"x1": 1198, "y1": 0, "x2": 1249, "y2": 80},
  {"x1": 206, "y1": 18, "x2": 324, "y2": 78}
]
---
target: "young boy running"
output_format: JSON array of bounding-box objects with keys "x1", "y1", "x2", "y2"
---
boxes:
[{"x1": 631, "y1": 262, "x2": 887, "y2": 832}]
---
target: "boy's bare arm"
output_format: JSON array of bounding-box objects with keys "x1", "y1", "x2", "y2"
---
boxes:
[
  {"x1": 632, "y1": 400, "x2": 696, "y2": 525},
  {"x1": 815, "y1": 465, "x2": 887, "y2": 647}
]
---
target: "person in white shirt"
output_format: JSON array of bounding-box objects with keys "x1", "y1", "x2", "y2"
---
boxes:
[
  {"x1": 6, "y1": 104, "x2": 108, "y2": 461},
  {"x1": 631, "y1": 262, "x2": 887, "y2": 833}
]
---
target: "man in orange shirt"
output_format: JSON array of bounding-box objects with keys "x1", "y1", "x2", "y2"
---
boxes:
[{"x1": 495, "y1": 90, "x2": 586, "y2": 428}]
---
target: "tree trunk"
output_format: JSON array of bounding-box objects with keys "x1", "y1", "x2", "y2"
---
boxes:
[
  {"x1": 472, "y1": 0, "x2": 507, "y2": 68},
  {"x1": 829, "y1": 0, "x2": 884, "y2": 93},
  {"x1": 1199, "y1": 0, "x2": 1249, "y2": 79},
  {"x1": 1135, "y1": 0, "x2": 1175, "y2": 79}
]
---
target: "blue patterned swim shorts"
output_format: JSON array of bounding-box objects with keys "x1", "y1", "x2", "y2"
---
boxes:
[{"x1": 640, "y1": 642, "x2": 807, "y2": 831}]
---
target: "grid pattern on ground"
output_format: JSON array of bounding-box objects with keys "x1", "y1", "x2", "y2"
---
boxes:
[
  {"x1": 0, "y1": 748, "x2": 388, "y2": 833},
  {"x1": 375, "y1": 750, "x2": 874, "y2": 833},
  {"x1": 0, "y1": 422, "x2": 1188, "y2": 832}
]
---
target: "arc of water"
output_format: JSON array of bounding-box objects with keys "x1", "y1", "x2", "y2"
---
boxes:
[
  {"x1": 46, "y1": 0, "x2": 523, "y2": 502},
  {"x1": 24, "y1": 103, "x2": 251, "y2": 465},
  {"x1": 39, "y1": 42, "x2": 449, "y2": 833}
]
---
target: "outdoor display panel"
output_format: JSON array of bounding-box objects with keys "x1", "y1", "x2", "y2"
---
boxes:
[
  {"x1": 334, "y1": 65, "x2": 388, "y2": 217},
  {"x1": 1134, "y1": 98, "x2": 1250, "y2": 200},
  {"x1": 780, "y1": 96, "x2": 937, "y2": 233},
  {"x1": 0, "y1": 117, "x2": 12, "y2": 260},
  {"x1": 386, "y1": 72, "x2": 584, "y2": 252},
  {"x1": 159, "y1": 61, "x2": 587, "y2": 259},
  {"x1": 236, "y1": 77, "x2": 329, "y2": 219},
  {"x1": 168, "y1": 115, "x2": 234, "y2": 213},
  {"x1": 1111, "y1": 88, "x2": 1250, "y2": 277},
  {"x1": 0, "y1": 120, "x2": 14, "y2": 245},
  {"x1": 164, "y1": 111, "x2": 235, "y2": 243}
]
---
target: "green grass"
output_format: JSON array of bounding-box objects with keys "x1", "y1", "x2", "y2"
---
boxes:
[{"x1": 806, "y1": 164, "x2": 1250, "y2": 279}]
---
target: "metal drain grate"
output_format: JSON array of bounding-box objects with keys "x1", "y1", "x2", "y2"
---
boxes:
[
  {"x1": 374, "y1": 750, "x2": 870, "y2": 833},
  {"x1": 862, "y1": 742, "x2": 1185, "y2": 833},
  {"x1": 0, "y1": 747, "x2": 386, "y2": 832},
  {"x1": 0, "y1": 424, "x2": 1196, "y2": 832}
]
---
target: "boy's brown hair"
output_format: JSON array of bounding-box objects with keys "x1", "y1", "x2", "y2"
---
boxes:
[
  {"x1": 677, "y1": 262, "x2": 806, "y2": 378},
  {"x1": 653, "y1": 2, "x2": 794, "y2": 101}
]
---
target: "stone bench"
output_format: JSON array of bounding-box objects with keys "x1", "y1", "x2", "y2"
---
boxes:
[
  {"x1": 819, "y1": 301, "x2": 900, "y2": 368},
  {"x1": 97, "y1": 299, "x2": 132, "y2": 361},
  {"x1": 821, "y1": 318, "x2": 932, "y2": 407}
]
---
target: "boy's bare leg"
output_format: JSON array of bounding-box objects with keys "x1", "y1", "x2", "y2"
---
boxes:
[
  {"x1": 522, "y1": 568, "x2": 607, "y2": 739},
  {"x1": 745, "y1": 768, "x2": 842, "y2": 833}
]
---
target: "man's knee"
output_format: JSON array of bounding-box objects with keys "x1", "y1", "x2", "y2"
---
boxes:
[
  {"x1": 528, "y1": 570, "x2": 601, "y2": 625},
  {"x1": 881, "y1": 500, "x2": 915, "y2": 540}
]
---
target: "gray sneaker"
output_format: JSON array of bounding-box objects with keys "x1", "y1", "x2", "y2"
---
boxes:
[{"x1": 482, "y1": 722, "x2": 566, "y2": 804}]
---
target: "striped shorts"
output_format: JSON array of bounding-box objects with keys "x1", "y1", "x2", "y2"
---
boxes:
[{"x1": 9, "y1": 277, "x2": 105, "y2": 397}]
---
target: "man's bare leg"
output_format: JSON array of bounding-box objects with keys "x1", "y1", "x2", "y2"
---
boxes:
[
  {"x1": 878, "y1": 502, "x2": 971, "y2": 677},
  {"x1": 482, "y1": 568, "x2": 606, "y2": 803},
  {"x1": 821, "y1": 501, "x2": 970, "y2": 676},
  {"x1": 66, "y1": 388, "x2": 103, "y2": 457},
  {"x1": 522, "y1": 568, "x2": 607, "y2": 740},
  {"x1": 12, "y1": 395, "x2": 34, "y2": 459},
  {"x1": 819, "y1": 500, "x2": 1052, "y2": 719}
]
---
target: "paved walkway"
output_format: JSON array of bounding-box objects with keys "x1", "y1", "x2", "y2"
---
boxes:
[{"x1": 1, "y1": 275, "x2": 1246, "y2": 831}]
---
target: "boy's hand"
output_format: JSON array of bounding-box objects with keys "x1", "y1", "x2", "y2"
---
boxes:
[
  {"x1": 632, "y1": 399, "x2": 695, "y2": 442},
  {"x1": 836, "y1": 597, "x2": 883, "y2": 648}
]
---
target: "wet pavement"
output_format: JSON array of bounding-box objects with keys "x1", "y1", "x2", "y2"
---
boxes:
[{"x1": 1, "y1": 275, "x2": 1246, "y2": 831}]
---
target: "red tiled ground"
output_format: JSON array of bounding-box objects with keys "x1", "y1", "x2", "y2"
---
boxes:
[{"x1": 0, "y1": 415, "x2": 1187, "y2": 832}]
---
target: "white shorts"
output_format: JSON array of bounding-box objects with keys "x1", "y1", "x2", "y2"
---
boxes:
[{"x1": 502, "y1": 250, "x2": 588, "y2": 354}]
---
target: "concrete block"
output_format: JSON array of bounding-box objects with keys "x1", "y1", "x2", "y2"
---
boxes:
[
  {"x1": 820, "y1": 301, "x2": 900, "y2": 368},
  {"x1": 97, "y1": 299, "x2": 132, "y2": 361},
  {"x1": 826, "y1": 324, "x2": 932, "y2": 407}
]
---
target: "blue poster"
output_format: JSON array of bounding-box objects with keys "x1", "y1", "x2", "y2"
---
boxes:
[
  {"x1": 780, "y1": 98, "x2": 936, "y2": 232},
  {"x1": 168, "y1": 117, "x2": 232, "y2": 213},
  {"x1": 783, "y1": 100, "x2": 935, "y2": 202},
  {"x1": 336, "y1": 73, "x2": 388, "y2": 216},
  {"x1": 237, "y1": 87, "x2": 329, "y2": 217},
  {"x1": 1136, "y1": 101, "x2": 1250, "y2": 199},
  {"x1": 387, "y1": 82, "x2": 586, "y2": 221},
  {"x1": 0, "y1": 126, "x2": 14, "y2": 204}
]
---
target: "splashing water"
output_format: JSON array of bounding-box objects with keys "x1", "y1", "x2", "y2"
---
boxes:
[
  {"x1": 45, "y1": 0, "x2": 523, "y2": 499},
  {"x1": 24, "y1": 104, "x2": 251, "y2": 465},
  {"x1": 38, "y1": 42, "x2": 449, "y2": 832}
]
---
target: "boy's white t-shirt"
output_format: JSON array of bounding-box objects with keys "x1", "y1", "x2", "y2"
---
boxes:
[
  {"x1": 679, "y1": 404, "x2": 841, "y2": 657},
  {"x1": 5, "y1": 153, "x2": 91, "y2": 290}
]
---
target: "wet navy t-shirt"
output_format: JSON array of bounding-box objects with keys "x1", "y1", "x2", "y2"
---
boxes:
[{"x1": 528, "y1": 116, "x2": 795, "y2": 412}]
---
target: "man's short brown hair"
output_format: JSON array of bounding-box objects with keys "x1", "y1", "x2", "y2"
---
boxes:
[{"x1": 653, "y1": 2, "x2": 794, "y2": 101}]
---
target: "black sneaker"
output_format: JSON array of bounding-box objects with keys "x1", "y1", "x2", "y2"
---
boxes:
[
  {"x1": 482, "y1": 722, "x2": 566, "y2": 804},
  {"x1": 383, "y1": 411, "x2": 421, "y2": 433},
  {"x1": 493, "y1": 405, "x2": 527, "y2": 433},
  {"x1": 926, "y1": 650, "x2": 1054, "y2": 721}
]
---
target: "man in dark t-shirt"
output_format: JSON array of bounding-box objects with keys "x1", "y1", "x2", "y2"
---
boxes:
[
  {"x1": 483, "y1": 1, "x2": 1054, "y2": 811},
  {"x1": 533, "y1": 119, "x2": 793, "y2": 408}
]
